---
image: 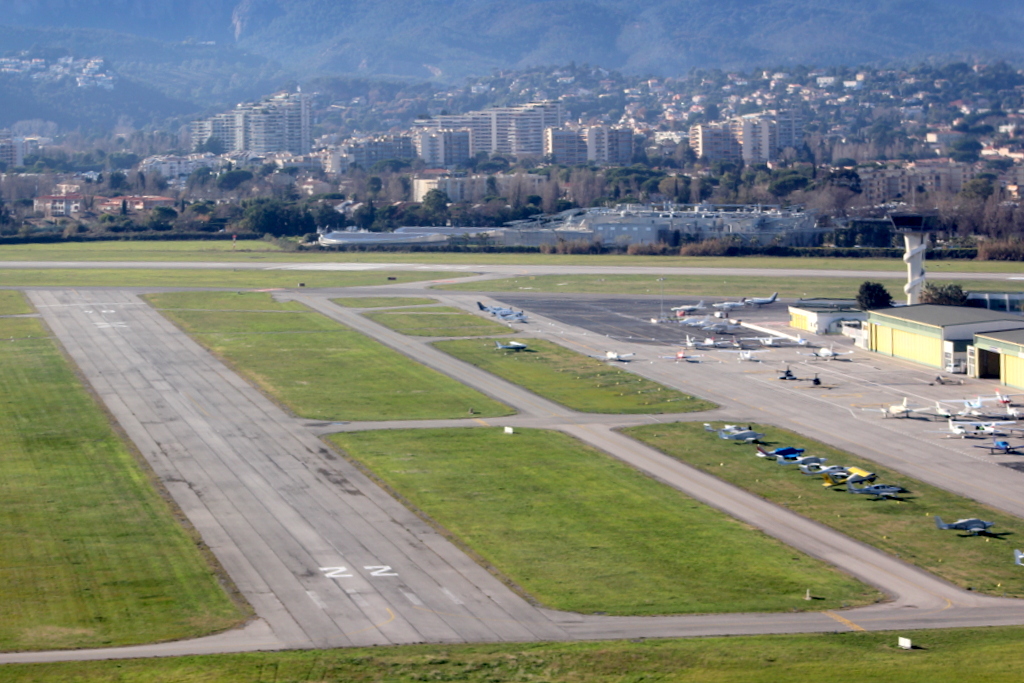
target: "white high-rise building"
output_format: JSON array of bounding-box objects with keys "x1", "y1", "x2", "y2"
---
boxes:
[
  {"x1": 421, "y1": 102, "x2": 565, "y2": 157},
  {"x1": 413, "y1": 128, "x2": 471, "y2": 166},
  {"x1": 190, "y1": 92, "x2": 311, "y2": 155}
]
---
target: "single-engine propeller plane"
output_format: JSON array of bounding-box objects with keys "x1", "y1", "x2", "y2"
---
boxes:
[
  {"x1": 935, "y1": 516, "x2": 995, "y2": 535},
  {"x1": 494, "y1": 340, "x2": 528, "y2": 351},
  {"x1": 847, "y1": 480, "x2": 905, "y2": 499}
]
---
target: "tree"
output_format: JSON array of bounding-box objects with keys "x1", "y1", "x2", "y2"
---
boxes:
[
  {"x1": 218, "y1": 170, "x2": 254, "y2": 191},
  {"x1": 857, "y1": 281, "x2": 894, "y2": 310},
  {"x1": 920, "y1": 283, "x2": 968, "y2": 306}
]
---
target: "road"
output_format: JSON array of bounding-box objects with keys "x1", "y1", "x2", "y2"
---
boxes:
[{"x1": 3, "y1": 280, "x2": 1023, "y2": 665}]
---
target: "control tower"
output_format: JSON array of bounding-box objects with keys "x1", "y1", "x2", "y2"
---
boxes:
[{"x1": 889, "y1": 213, "x2": 938, "y2": 305}]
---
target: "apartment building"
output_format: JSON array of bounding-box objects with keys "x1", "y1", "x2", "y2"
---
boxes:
[
  {"x1": 0, "y1": 134, "x2": 27, "y2": 167},
  {"x1": 412, "y1": 173, "x2": 547, "y2": 203},
  {"x1": 689, "y1": 110, "x2": 803, "y2": 163},
  {"x1": 324, "y1": 135, "x2": 416, "y2": 172},
  {"x1": 543, "y1": 126, "x2": 633, "y2": 165},
  {"x1": 856, "y1": 161, "x2": 976, "y2": 204},
  {"x1": 419, "y1": 102, "x2": 565, "y2": 157},
  {"x1": 190, "y1": 92, "x2": 311, "y2": 156},
  {"x1": 412, "y1": 128, "x2": 471, "y2": 166}
]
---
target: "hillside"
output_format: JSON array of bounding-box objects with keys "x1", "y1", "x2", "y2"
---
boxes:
[{"x1": 5, "y1": 0, "x2": 1024, "y2": 83}]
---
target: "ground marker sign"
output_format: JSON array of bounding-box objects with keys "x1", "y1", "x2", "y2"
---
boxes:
[
  {"x1": 898, "y1": 637, "x2": 912, "y2": 650},
  {"x1": 504, "y1": 426, "x2": 514, "y2": 434}
]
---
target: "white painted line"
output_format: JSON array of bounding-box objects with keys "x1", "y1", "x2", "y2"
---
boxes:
[
  {"x1": 441, "y1": 587, "x2": 464, "y2": 605},
  {"x1": 401, "y1": 590, "x2": 424, "y2": 606},
  {"x1": 344, "y1": 588, "x2": 370, "y2": 608},
  {"x1": 305, "y1": 590, "x2": 328, "y2": 610}
]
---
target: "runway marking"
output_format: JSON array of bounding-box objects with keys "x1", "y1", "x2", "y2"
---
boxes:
[
  {"x1": 320, "y1": 566, "x2": 354, "y2": 578},
  {"x1": 473, "y1": 418, "x2": 490, "y2": 426},
  {"x1": 342, "y1": 607, "x2": 396, "y2": 636},
  {"x1": 824, "y1": 611, "x2": 865, "y2": 631},
  {"x1": 400, "y1": 590, "x2": 424, "y2": 606},
  {"x1": 442, "y1": 587, "x2": 464, "y2": 605},
  {"x1": 344, "y1": 587, "x2": 371, "y2": 608},
  {"x1": 305, "y1": 590, "x2": 328, "y2": 610},
  {"x1": 365, "y1": 565, "x2": 398, "y2": 577}
]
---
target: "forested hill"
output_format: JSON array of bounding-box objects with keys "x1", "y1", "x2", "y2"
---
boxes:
[{"x1": 5, "y1": 0, "x2": 1024, "y2": 82}]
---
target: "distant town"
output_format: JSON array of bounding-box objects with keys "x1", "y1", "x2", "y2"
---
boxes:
[{"x1": 2, "y1": 60, "x2": 1024, "y2": 253}]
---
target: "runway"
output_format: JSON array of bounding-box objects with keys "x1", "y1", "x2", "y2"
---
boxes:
[{"x1": 3, "y1": 281, "x2": 1023, "y2": 664}]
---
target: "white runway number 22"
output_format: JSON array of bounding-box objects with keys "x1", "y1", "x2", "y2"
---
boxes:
[{"x1": 319, "y1": 565, "x2": 398, "y2": 579}]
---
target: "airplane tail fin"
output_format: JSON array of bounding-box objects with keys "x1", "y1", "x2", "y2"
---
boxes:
[
  {"x1": 703, "y1": 423, "x2": 715, "y2": 432},
  {"x1": 934, "y1": 516, "x2": 949, "y2": 530},
  {"x1": 495, "y1": 341, "x2": 503, "y2": 349},
  {"x1": 477, "y1": 302, "x2": 486, "y2": 311},
  {"x1": 1015, "y1": 549, "x2": 1024, "y2": 566},
  {"x1": 847, "y1": 480, "x2": 862, "y2": 493},
  {"x1": 769, "y1": 292, "x2": 778, "y2": 303}
]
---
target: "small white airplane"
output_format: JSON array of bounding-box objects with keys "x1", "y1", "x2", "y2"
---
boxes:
[
  {"x1": 477, "y1": 301, "x2": 515, "y2": 316},
  {"x1": 705, "y1": 423, "x2": 765, "y2": 442},
  {"x1": 683, "y1": 334, "x2": 722, "y2": 349},
  {"x1": 867, "y1": 397, "x2": 933, "y2": 419},
  {"x1": 661, "y1": 349, "x2": 705, "y2": 363},
  {"x1": 936, "y1": 418, "x2": 1015, "y2": 438},
  {"x1": 930, "y1": 402, "x2": 955, "y2": 420},
  {"x1": 800, "y1": 344, "x2": 854, "y2": 361},
  {"x1": 712, "y1": 299, "x2": 747, "y2": 311},
  {"x1": 494, "y1": 340, "x2": 528, "y2": 351},
  {"x1": 497, "y1": 309, "x2": 528, "y2": 323},
  {"x1": 1015, "y1": 549, "x2": 1024, "y2": 566},
  {"x1": 701, "y1": 320, "x2": 746, "y2": 334},
  {"x1": 678, "y1": 315, "x2": 716, "y2": 327},
  {"x1": 776, "y1": 454, "x2": 827, "y2": 467},
  {"x1": 743, "y1": 292, "x2": 779, "y2": 308},
  {"x1": 732, "y1": 349, "x2": 762, "y2": 362},
  {"x1": 740, "y1": 334, "x2": 808, "y2": 347},
  {"x1": 671, "y1": 301, "x2": 706, "y2": 315},
  {"x1": 799, "y1": 463, "x2": 849, "y2": 476},
  {"x1": 934, "y1": 516, "x2": 995, "y2": 535},
  {"x1": 600, "y1": 351, "x2": 636, "y2": 363},
  {"x1": 994, "y1": 391, "x2": 1023, "y2": 407}
]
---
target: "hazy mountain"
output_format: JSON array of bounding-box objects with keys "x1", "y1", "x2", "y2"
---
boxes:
[{"x1": 5, "y1": 0, "x2": 1024, "y2": 81}]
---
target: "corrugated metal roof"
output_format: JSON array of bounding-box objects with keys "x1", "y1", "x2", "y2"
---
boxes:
[{"x1": 869, "y1": 304, "x2": 1023, "y2": 328}]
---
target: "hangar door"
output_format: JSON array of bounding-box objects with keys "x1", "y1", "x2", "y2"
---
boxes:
[
  {"x1": 891, "y1": 329, "x2": 942, "y2": 368},
  {"x1": 1003, "y1": 354, "x2": 1024, "y2": 390},
  {"x1": 977, "y1": 348, "x2": 1001, "y2": 380},
  {"x1": 872, "y1": 324, "x2": 893, "y2": 355}
]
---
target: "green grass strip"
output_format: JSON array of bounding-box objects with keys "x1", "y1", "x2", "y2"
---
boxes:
[
  {"x1": 0, "y1": 313, "x2": 246, "y2": 651},
  {"x1": 147, "y1": 293, "x2": 512, "y2": 421},
  {"x1": 330, "y1": 428, "x2": 879, "y2": 615},
  {"x1": 625, "y1": 422, "x2": 1024, "y2": 597},
  {"x1": 331, "y1": 296, "x2": 438, "y2": 308},
  {"x1": 365, "y1": 306, "x2": 515, "y2": 337},
  {"x1": 0, "y1": 290, "x2": 33, "y2": 315},
  {"x1": 438, "y1": 274, "x2": 1024, "y2": 298},
  {"x1": 0, "y1": 269, "x2": 466, "y2": 289},
  {"x1": 7, "y1": 627, "x2": 1024, "y2": 682},
  {"x1": 434, "y1": 338, "x2": 714, "y2": 414}
]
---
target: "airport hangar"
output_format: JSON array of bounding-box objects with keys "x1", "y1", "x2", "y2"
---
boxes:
[{"x1": 863, "y1": 304, "x2": 1024, "y2": 388}]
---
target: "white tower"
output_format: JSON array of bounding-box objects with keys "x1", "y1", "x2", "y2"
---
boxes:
[{"x1": 890, "y1": 214, "x2": 936, "y2": 305}]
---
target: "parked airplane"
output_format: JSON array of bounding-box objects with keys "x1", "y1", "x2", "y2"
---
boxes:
[
  {"x1": 930, "y1": 402, "x2": 955, "y2": 420},
  {"x1": 705, "y1": 423, "x2": 765, "y2": 442},
  {"x1": 496, "y1": 309, "x2": 528, "y2": 323},
  {"x1": 683, "y1": 334, "x2": 722, "y2": 349},
  {"x1": 671, "y1": 301, "x2": 706, "y2": 315},
  {"x1": 598, "y1": 351, "x2": 635, "y2": 363},
  {"x1": 726, "y1": 349, "x2": 762, "y2": 362},
  {"x1": 712, "y1": 299, "x2": 747, "y2": 311},
  {"x1": 821, "y1": 467, "x2": 877, "y2": 487},
  {"x1": 741, "y1": 334, "x2": 808, "y2": 347},
  {"x1": 974, "y1": 437, "x2": 1021, "y2": 454},
  {"x1": 800, "y1": 343, "x2": 854, "y2": 361},
  {"x1": 678, "y1": 315, "x2": 716, "y2": 327},
  {"x1": 868, "y1": 397, "x2": 933, "y2": 419},
  {"x1": 1015, "y1": 549, "x2": 1024, "y2": 566},
  {"x1": 776, "y1": 454, "x2": 827, "y2": 467},
  {"x1": 937, "y1": 418, "x2": 1015, "y2": 438},
  {"x1": 847, "y1": 480, "x2": 905, "y2": 499},
  {"x1": 755, "y1": 445, "x2": 805, "y2": 459},
  {"x1": 494, "y1": 340, "x2": 528, "y2": 351},
  {"x1": 701, "y1": 320, "x2": 746, "y2": 334},
  {"x1": 934, "y1": 516, "x2": 995, "y2": 535},
  {"x1": 477, "y1": 301, "x2": 514, "y2": 316},
  {"x1": 662, "y1": 349, "x2": 705, "y2": 363},
  {"x1": 743, "y1": 292, "x2": 779, "y2": 308},
  {"x1": 800, "y1": 463, "x2": 849, "y2": 476}
]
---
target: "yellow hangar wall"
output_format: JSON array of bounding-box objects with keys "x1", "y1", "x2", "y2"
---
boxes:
[
  {"x1": 869, "y1": 322, "x2": 943, "y2": 368},
  {"x1": 1003, "y1": 355, "x2": 1024, "y2": 390}
]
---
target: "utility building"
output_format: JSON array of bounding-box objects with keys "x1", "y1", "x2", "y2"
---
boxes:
[{"x1": 866, "y1": 305, "x2": 1024, "y2": 372}]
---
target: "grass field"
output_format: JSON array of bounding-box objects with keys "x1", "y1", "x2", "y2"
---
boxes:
[
  {"x1": 331, "y1": 296, "x2": 438, "y2": 308},
  {"x1": 7, "y1": 627, "x2": 1024, "y2": 682},
  {"x1": 434, "y1": 338, "x2": 715, "y2": 413},
  {"x1": 0, "y1": 290, "x2": 33, "y2": 315},
  {"x1": 0, "y1": 240, "x2": 1021, "y2": 273},
  {"x1": 0, "y1": 303, "x2": 247, "y2": 651},
  {"x1": 625, "y1": 422, "x2": 1024, "y2": 597},
  {"x1": 0, "y1": 269, "x2": 465, "y2": 289},
  {"x1": 364, "y1": 306, "x2": 515, "y2": 337},
  {"x1": 438, "y1": 274, "x2": 1024, "y2": 298},
  {"x1": 146, "y1": 292, "x2": 512, "y2": 421},
  {"x1": 330, "y1": 428, "x2": 879, "y2": 614}
]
